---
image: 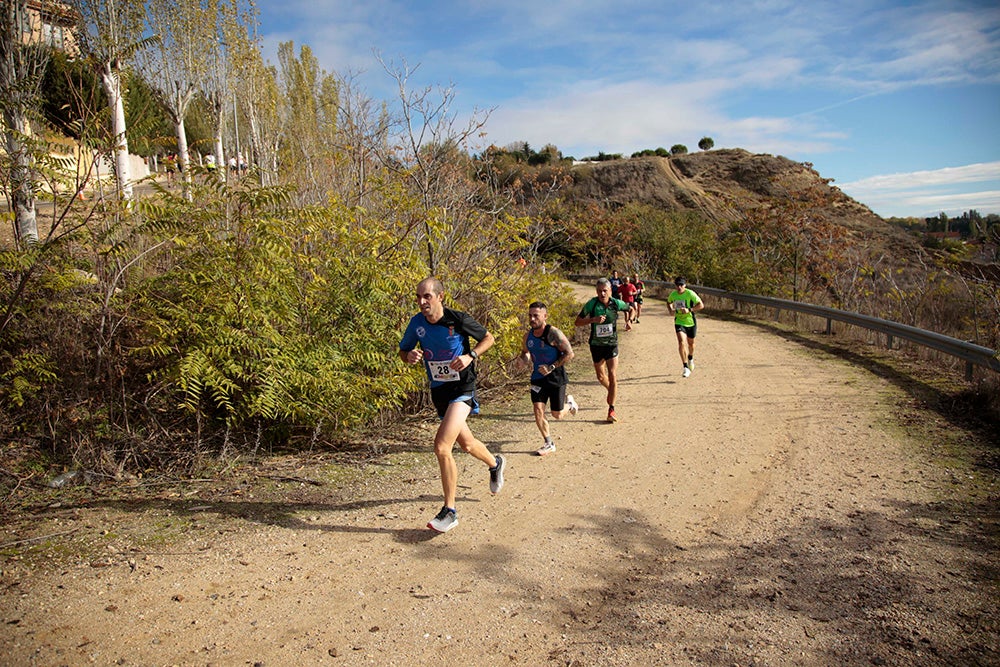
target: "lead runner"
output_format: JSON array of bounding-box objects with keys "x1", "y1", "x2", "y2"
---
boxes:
[{"x1": 398, "y1": 277, "x2": 506, "y2": 533}]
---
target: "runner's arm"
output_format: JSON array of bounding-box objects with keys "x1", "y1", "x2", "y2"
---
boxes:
[
  {"x1": 553, "y1": 329, "x2": 575, "y2": 366},
  {"x1": 453, "y1": 330, "x2": 495, "y2": 371},
  {"x1": 514, "y1": 333, "x2": 532, "y2": 370},
  {"x1": 575, "y1": 304, "x2": 599, "y2": 327},
  {"x1": 472, "y1": 330, "x2": 495, "y2": 357}
]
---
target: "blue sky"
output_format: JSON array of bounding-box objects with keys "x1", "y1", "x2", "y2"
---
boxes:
[{"x1": 255, "y1": 0, "x2": 1000, "y2": 219}]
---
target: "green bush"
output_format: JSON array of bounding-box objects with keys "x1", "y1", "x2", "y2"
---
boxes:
[{"x1": 129, "y1": 181, "x2": 426, "y2": 435}]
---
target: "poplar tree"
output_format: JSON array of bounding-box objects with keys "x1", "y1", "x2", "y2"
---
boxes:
[
  {"x1": 275, "y1": 42, "x2": 340, "y2": 204},
  {"x1": 141, "y1": 0, "x2": 215, "y2": 194},
  {"x1": 0, "y1": 0, "x2": 50, "y2": 244},
  {"x1": 226, "y1": 18, "x2": 280, "y2": 185},
  {"x1": 75, "y1": 0, "x2": 147, "y2": 203},
  {"x1": 201, "y1": 0, "x2": 254, "y2": 181}
]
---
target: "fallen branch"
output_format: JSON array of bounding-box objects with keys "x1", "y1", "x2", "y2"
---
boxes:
[
  {"x1": 263, "y1": 474, "x2": 325, "y2": 486},
  {"x1": 0, "y1": 527, "x2": 79, "y2": 549}
]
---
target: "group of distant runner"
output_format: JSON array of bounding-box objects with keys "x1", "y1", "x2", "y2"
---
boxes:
[{"x1": 398, "y1": 273, "x2": 703, "y2": 533}]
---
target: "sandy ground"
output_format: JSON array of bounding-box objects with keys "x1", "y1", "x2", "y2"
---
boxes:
[{"x1": 1, "y1": 284, "x2": 997, "y2": 666}]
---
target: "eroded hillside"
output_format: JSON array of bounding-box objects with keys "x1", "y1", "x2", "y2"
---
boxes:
[{"x1": 568, "y1": 149, "x2": 918, "y2": 252}]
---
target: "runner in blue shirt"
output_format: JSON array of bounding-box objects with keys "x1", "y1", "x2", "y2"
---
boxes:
[
  {"x1": 609, "y1": 270, "x2": 623, "y2": 300},
  {"x1": 399, "y1": 277, "x2": 506, "y2": 533},
  {"x1": 516, "y1": 302, "x2": 578, "y2": 456}
]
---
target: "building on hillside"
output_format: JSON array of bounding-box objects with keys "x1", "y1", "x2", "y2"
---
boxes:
[
  {"x1": 17, "y1": 0, "x2": 80, "y2": 55},
  {"x1": 4, "y1": 1, "x2": 149, "y2": 198}
]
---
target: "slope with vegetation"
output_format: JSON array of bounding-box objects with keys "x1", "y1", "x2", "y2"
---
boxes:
[
  {"x1": 1, "y1": 2, "x2": 996, "y2": 499},
  {"x1": 480, "y1": 143, "x2": 998, "y2": 423},
  {"x1": 1, "y1": 4, "x2": 577, "y2": 493}
]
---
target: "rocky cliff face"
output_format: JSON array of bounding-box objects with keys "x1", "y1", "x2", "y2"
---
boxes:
[{"x1": 568, "y1": 149, "x2": 915, "y2": 248}]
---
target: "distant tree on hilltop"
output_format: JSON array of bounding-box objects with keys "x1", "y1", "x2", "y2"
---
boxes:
[
  {"x1": 670, "y1": 144, "x2": 688, "y2": 155},
  {"x1": 698, "y1": 137, "x2": 714, "y2": 151},
  {"x1": 631, "y1": 147, "x2": 669, "y2": 158},
  {"x1": 581, "y1": 151, "x2": 623, "y2": 162}
]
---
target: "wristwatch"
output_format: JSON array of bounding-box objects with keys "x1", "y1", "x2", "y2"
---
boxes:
[{"x1": 468, "y1": 350, "x2": 478, "y2": 360}]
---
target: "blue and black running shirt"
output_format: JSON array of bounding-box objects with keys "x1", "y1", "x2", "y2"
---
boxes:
[
  {"x1": 400, "y1": 307, "x2": 487, "y2": 392},
  {"x1": 525, "y1": 325, "x2": 568, "y2": 383}
]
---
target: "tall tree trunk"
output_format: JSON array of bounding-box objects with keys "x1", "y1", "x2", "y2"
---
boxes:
[
  {"x1": 100, "y1": 61, "x2": 134, "y2": 201},
  {"x1": 210, "y1": 91, "x2": 225, "y2": 179},
  {"x1": 170, "y1": 81, "x2": 196, "y2": 198},
  {"x1": 3, "y1": 110, "x2": 38, "y2": 245},
  {"x1": 1, "y1": 0, "x2": 46, "y2": 245},
  {"x1": 175, "y1": 116, "x2": 192, "y2": 199}
]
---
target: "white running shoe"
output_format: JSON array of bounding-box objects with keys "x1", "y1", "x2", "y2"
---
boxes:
[
  {"x1": 489, "y1": 454, "x2": 505, "y2": 494},
  {"x1": 688, "y1": 359, "x2": 695, "y2": 371},
  {"x1": 682, "y1": 366, "x2": 691, "y2": 378},
  {"x1": 427, "y1": 506, "x2": 458, "y2": 533},
  {"x1": 535, "y1": 441, "x2": 556, "y2": 456},
  {"x1": 567, "y1": 395, "x2": 579, "y2": 416}
]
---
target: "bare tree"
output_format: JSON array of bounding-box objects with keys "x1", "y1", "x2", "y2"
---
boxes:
[
  {"x1": 140, "y1": 0, "x2": 215, "y2": 194},
  {"x1": 0, "y1": 0, "x2": 50, "y2": 244},
  {"x1": 231, "y1": 27, "x2": 279, "y2": 185},
  {"x1": 75, "y1": 0, "x2": 147, "y2": 204},
  {"x1": 331, "y1": 69, "x2": 394, "y2": 210},
  {"x1": 375, "y1": 56, "x2": 494, "y2": 273}
]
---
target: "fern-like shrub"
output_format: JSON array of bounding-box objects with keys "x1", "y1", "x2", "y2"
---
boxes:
[{"x1": 129, "y1": 179, "x2": 428, "y2": 442}]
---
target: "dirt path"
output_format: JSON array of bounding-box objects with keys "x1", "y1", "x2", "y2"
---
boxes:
[{"x1": 2, "y1": 284, "x2": 996, "y2": 666}]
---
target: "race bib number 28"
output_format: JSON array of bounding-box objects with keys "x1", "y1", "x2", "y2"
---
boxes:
[{"x1": 428, "y1": 359, "x2": 460, "y2": 382}]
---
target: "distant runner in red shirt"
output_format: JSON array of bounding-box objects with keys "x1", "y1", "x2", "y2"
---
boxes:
[
  {"x1": 619, "y1": 276, "x2": 638, "y2": 325},
  {"x1": 631, "y1": 274, "x2": 645, "y2": 323}
]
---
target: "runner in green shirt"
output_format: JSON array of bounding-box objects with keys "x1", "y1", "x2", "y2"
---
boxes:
[
  {"x1": 575, "y1": 277, "x2": 631, "y2": 423},
  {"x1": 666, "y1": 276, "x2": 704, "y2": 378}
]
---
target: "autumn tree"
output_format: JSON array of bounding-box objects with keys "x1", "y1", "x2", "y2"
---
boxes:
[
  {"x1": 140, "y1": 0, "x2": 216, "y2": 192},
  {"x1": 75, "y1": 0, "x2": 148, "y2": 203},
  {"x1": 374, "y1": 56, "x2": 495, "y2": 274},
  {"x1": 274, "y1": 41, "x2": 341, "y2": 204},
  {"x1": 0, "y1": 0, "x2": 50, "y2": 244},
  {"x1": 199, "y1": 0, "x2": 254, "y2": 180},
  {"x1": 225, "y1": 16, "x2": 280, "y2": 184}
]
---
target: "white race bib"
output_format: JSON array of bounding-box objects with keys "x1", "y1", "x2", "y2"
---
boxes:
[
  {"x1": 595, "y1": 322, "x2": 614, "y2": 338},
  {"x1": 427, "y1": 359, "x2": 460, "y2": 382}
]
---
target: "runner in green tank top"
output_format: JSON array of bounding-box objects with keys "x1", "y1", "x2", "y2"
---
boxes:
[{"x1": 666, "y1": 276, "x2": 704, "y2": 378}]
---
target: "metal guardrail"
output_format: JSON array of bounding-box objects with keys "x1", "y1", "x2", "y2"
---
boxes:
[{"x1": 569, "y1": 275, "x2": 1000, "y2": 380}]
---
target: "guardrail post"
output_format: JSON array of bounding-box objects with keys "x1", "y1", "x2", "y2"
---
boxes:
[
  {"x1": 826, "y1": 318, "x2": 832, "y2": 335},
  {"x1": 966, "y1": 361, "x2": 974, "y2": 382},
  {"x1": 887, "y1": 334, "x2": 894, "y2": 349}
]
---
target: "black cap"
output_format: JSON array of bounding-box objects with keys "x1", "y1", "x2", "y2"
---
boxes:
[{"x1": 674, "y1": 276, "x2": 686, "y2": 286}]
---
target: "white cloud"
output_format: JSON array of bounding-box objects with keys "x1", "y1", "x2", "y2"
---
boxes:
[
  {"x1": 906, "y1": 190, "x2": 1000, "y2": 208},
  {"x1": 857, "y1": 189, "x2": 1000, "y2": 218},
  {"x1": 838, "y1": 163, "x2": 1000, "y2": 217},
  {"x1": 841, "y1": 162, "x2": 1000, "y2": 191}
]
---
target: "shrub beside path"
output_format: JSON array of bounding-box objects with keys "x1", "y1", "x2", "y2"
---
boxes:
[{"x1": 1, "y1": 284, "x2": 996, "y2": 665}]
